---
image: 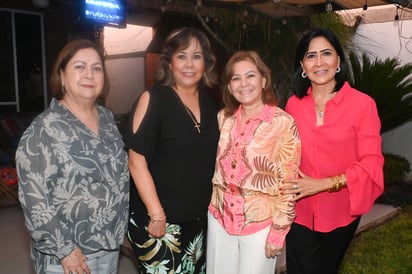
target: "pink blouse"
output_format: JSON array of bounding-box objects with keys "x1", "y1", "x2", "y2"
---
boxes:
[
  {"x1": 285, "y1": 82, "x2": 384, "y2": 232},
  {"x1": 208, "y1": 104, "x2": 301, "y2": 246}
]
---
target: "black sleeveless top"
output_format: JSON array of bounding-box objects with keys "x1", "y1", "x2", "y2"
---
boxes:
[{"x1": 128, "y1": 85, "x2": 220, "y2": 223}]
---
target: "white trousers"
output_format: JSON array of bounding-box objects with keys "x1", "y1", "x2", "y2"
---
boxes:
[{"x1": 206, "y1": 212, "x2": 277, "y2": 274}]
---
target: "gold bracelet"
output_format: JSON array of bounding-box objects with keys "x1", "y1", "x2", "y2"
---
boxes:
[
  {"x1": 328, "y1": 174, "x2": 347, "y2": 192},
  {"x1": 148, "y1": 208, "x2": 166, "y2": 223},
  {"x1": 331, "y1": 175, "x2": 342, "y2": 192},
  {"x1": 149, "y1": 217, "x2": 166, "y2": 223}
]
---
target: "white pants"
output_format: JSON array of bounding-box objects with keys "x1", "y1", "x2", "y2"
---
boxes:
[{"x1": 206, "y1": 212, "x2": 277, "y2": 274}]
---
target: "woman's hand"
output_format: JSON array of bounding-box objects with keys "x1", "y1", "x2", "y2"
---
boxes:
[
  {"x1": 61, "y1": 247, "x2": 90, "y2": 274},
  {"x1": 282, "y1": 170, "x2": 331, "y2": 201},
  {"x1": 265, "y1": 241, "x2": 282, "y2": 258},
  {"x1": 147, "y1": 219, "x2": 167, "y2": 238}
]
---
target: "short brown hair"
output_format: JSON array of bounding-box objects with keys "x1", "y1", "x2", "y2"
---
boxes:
[
  {"x1": 221, "y1": 50, "x2": 277, "y2": 116},
  {"x1": 49, "y1": 39, "x2": 109, "y2": 105}
]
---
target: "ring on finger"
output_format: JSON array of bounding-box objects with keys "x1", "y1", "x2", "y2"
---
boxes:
[{"x1": 293, "y1": 184, "x2": 298, "y2": 189}]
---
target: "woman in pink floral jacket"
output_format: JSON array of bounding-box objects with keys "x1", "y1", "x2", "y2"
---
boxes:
[{"x1": 207, "y1": 50, "x2": 301, "y2": 274}]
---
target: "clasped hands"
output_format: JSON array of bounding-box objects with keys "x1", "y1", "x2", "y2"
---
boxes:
[
  {"x1": 61, "y1": 247, "x2": 90, "y2": 274},
  {"x1": 265, "y1": 241, "x2": 282, "y2": 258}
]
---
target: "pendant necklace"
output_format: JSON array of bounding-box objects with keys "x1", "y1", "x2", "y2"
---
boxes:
[
  {"x1": 315, "y1": 104, "x2": 325, "y2": 118},
  {"x1": 314, "y1": 88, "x2": 337, "y2": 119},
  {"x1": 183, "y1": 105, "x2": 201, "y2": 134},
  {"x1": 172, "y1": 88, "x2": 201, "y2": 134}
]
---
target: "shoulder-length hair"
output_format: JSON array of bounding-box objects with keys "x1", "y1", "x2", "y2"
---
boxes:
[
  {"x1": 49, "y1": 39, "x2": 109, "y2": 105},
  {"x1": 291, "y1": 28, "x2": 347, "y2": 98},
  {"x1": 154, "y1": 27, "x2": 217, "y2": 88},
  {"x1": 221, "y1": 50, "x2": 277, "y2": 116}
]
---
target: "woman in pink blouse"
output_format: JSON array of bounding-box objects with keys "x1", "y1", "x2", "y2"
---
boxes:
[
  {"x1": 283, "y1": 28, "x2": 384, "y2": 274},
  {"x1": 207, "y1": 50, "x2": 301, "y2": 274}
]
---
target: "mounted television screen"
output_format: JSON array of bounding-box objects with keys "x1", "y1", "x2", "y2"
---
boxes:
[{"x1": 81, "y1": 0, "x2": 127, "y2": 28}]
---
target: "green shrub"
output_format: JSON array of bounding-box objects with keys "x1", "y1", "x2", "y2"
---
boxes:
[{"x1": 383, "y1": 153, "x2": 411, "y2": 185}]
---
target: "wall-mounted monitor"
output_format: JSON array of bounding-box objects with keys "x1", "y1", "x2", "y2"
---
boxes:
[{"x1": 80, "y1": 0, "x2": 127, "y2": 28}]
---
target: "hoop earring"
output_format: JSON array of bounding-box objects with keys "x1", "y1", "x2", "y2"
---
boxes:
[
  {"x1": 61, "y1": 84, "x2": 65, "y2": 94},
  {"x1": 336, "y1": 67, "x2": 341, "y2": 73},
  {"x1": 301, "y1": 71, "x2": 307, "y2": 78}
]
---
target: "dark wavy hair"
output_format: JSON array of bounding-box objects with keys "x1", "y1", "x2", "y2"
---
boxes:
[
  {"x1": 154, "y1": 27, "x2": 217, "y2": 88},
  {"x1": 49, "y1": 39, "x2": 109, "y2": 105},
  {"x1": 291, "y1": 28, "x2": 347, "y2": 98},
  {"x1": 221, "y1": 50, "x2": 277, "y2": 116}
]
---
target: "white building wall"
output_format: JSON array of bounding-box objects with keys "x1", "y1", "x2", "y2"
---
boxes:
[
  {"x1": 353, "y1": 20, "x2": 412, "y2": 65},
  {"x1": 105, "y1": 56, "x2": 145, "y2": 115},
  {"x1": 103, "y1": 24, "x2": 153, "y2": 114}
]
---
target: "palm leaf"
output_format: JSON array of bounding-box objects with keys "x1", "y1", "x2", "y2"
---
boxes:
[
  {"x1": 185, "y1": 232, "x2": 204, "y2": 263},
  {"x1": 252, "y1": 156, "x2": 276, "y2": 188},
  {"x1": 348, "y1": 51, "x2": 412, "y2": 133}
]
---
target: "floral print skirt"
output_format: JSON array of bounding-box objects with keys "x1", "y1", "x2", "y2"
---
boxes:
[{"x1": 127, "y1": 212, "x2": 207, "y2": 274}]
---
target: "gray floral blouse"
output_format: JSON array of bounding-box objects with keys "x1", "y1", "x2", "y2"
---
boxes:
[{"x1": 15, "y1": 98, "x2": 129, "y2": 272}]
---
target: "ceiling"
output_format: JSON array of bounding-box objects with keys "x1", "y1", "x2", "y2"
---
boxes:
[
  {"x1": 0, "y1": 0, "x2": 410, "y2": 21},
  {"x1": 130, "y1": 0, "x2": 411, "y2": 19}
]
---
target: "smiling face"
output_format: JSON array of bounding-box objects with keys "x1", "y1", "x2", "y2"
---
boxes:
[
  {"x1": 170, "y1": 37, "x2": 205, "y2": 90},
  {"x1": 228, "y1": 59, "x2": 266, "y2": 109},
  {"x1": 301, "y1": 36, "x2": 340, "y2": 88},
  {"x1": 61, "y1": 48, "x2": 104, "y2": 102}
]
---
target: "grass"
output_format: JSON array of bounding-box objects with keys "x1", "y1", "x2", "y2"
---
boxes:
[{"x1": 339, "y1": 180, "x2": 412, "y2": 274}]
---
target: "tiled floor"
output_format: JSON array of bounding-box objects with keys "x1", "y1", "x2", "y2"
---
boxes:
[{"x1": 0, "y1": 198, "x2": 139, "y2": 274}]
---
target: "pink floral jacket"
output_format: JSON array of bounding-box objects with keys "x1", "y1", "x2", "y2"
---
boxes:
[{"x1": 208, "y1": 104, "x2": 301, "y2": 246}]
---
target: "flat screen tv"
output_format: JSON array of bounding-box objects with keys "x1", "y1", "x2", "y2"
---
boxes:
[{"x1": 81, "y1": 0, "x2": 127, "y2": 28}]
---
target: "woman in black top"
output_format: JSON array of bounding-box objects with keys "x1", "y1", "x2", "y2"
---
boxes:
[{"x1": 127, "y1": 27, "x2": 219, "y2": 273}]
